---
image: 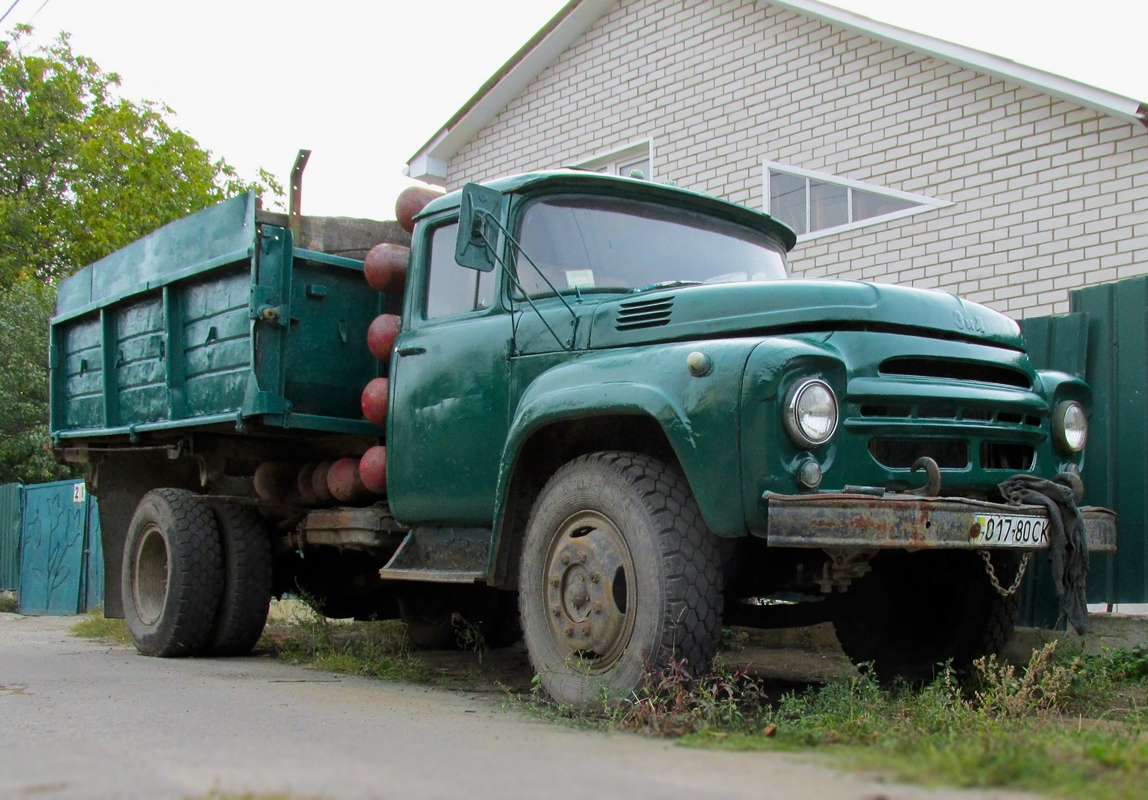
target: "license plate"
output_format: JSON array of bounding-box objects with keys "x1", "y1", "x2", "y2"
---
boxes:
[{"x1": 970, "y1": 514, "x2": 1050, "y2": 547}]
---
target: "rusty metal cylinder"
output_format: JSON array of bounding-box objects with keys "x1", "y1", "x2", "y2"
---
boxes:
[
  {"x1": 254, "y1": 462, "x2": 299, "y2": 503},
  {"x1": 359, "y1": 446, "x2": 387, "y2": 494},
  {"x1": 363, "y1": 243, "x2": 409, "y2": 295},
  {"x1": 327, "y1": 457, "x2": 370, "y2": 503},
  {"x1": 367, "y1": 314, "x2": 402, "y2": 362},
  {"x1": 296, "y1": 463, "x2": 319, "y2": 504},
  {"x1": 311, "y1": 461, "x2": 334, "y2": 502},
  {"x1": 361, "y1": 377, "x2": 389, "y2": 427},
  {"x1": 396, "y1": 186, "x2": 444, "y2": 234}
]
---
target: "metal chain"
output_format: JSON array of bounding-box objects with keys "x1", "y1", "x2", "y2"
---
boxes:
[{"x1": 979, "y1": 550, "x2": 1032, "y2": 597}]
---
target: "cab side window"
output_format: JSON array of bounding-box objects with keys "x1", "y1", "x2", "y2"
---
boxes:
[{"x1": 425, "y1": 222, "x2": 496, "y2": 319}]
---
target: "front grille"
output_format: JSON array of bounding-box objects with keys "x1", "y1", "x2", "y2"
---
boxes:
[
  {"x1": 870, "y1": 439, "x2": 969, "y2": 469},
  {"x1": 880, "y1": 357, "x2": 1031, "y2": 389},
  {"x1": 860, "y1": 404, "x2": 1042, "y2": 427},
  {"x1": 981, "y1": 442, "x2": 1035, "y2": 470},
  {"x1": 615, "y1": 296, "x2": 674, "y2": 331}
]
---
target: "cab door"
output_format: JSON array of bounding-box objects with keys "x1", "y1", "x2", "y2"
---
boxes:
[{"x1": 386, "y1": 218, "x2": 509, "y2": 525}]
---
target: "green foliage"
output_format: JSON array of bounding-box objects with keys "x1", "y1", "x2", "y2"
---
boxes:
[
  {"x1": 0, "y1": 26, "x2": 281, "y2": 286},
  {"x1": 0, "y1": 26, "x2": 280, "y2": 484},
  {"x1": 261, "y1": 598, "x2": 431, "y2": 683},
  {"x1": 0, "y1": 278, "x2": 72, "y2": 484},
  {"x1": 69, "y1": 610, "x2": 132, "y2": 644}
]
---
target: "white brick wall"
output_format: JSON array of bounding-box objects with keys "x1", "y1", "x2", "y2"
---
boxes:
[{"x1": 448, "y1": 0, "x2": 1148, "y2": 319}]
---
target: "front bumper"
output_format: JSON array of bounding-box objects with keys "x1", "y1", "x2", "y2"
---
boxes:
[{"x1": 762, "y1": 492, "x2": 1116, "y2": 553}]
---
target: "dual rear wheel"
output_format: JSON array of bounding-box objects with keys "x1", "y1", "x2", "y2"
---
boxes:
[{"x1": 122, "y1": 489, "x2": 271, "y2": 657}]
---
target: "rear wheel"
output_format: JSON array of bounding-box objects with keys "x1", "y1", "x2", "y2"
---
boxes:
[
  {"x1": 122, "y1": 489, "x2": 223, "y2": 657},
  {"x1": 833, "y1": 550, "x2": 1021, "y2": 683},
  {"x1": 205, "y1": 501, "x2": 272, "y2": 656},
  {"x1": 519, "y1": 452, "x2": 722, "y2": 708}
]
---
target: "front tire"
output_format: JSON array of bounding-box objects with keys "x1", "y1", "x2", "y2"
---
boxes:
[
  {"x1": 122, "y1": 489, "x2": 223, "y2": 657},
  {"x1": 519, "y1": 452, "x2": 722, "y2": 708}
]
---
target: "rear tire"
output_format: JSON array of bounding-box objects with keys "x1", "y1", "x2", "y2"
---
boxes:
[
  {"x1": 205, "y1": 501, "x2": 272, "y2": 656},
  {"x1": 122, "y1": 489, "x2": 223, "y2": 657},
  {"x1": 833, "y1": 550, "x2": 1021, "y2": 683},
  {"x1": 519, "y1": 452, "x2": 722, "y2": 708}
]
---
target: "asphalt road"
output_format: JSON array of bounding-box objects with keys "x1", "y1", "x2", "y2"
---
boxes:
[{"x1": 0, "y1": 613, "x2": 1032, "y2": 800}]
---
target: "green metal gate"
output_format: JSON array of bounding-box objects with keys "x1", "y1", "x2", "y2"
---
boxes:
[
  {"x1": 17, "y1": 480, "x2": 102, "y2": 615},
  {"x1": 1018, "y1": 275, "x2": 1148, "y2": 625},
  {"x1": 0, "y1": 482, "x2": 21, "y2": 591}
]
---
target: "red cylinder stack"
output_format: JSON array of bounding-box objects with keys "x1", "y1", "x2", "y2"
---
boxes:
[
  {"x1": 359, "y1": 446, "x2": 387, "y2": 494},
  {"x1": 361, "y1": 377, "x2": 389, "y2": 427},
  {"x1": 327, "y1": 457, "x2": 373, "y2": 502},
  {"x1": 395, "y1": 186, "x2": 444, "y2": 234},
  {"x1": 367, "y1": 314, "x2": 402, "y2": 362},
  {"x1": 364, "y1": 243, "x2": 409, "y2": 295}
]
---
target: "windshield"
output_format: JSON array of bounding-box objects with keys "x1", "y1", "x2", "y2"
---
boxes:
[{"x1": 515, "y1": 196, "x2": 788, "y2": 296}]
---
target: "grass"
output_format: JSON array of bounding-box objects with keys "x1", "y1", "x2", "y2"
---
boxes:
[
  {"x1": 0, "y1": 593, "x2": 17, "y2": 613},
  {"x1": 69, "y1": 611, "x2": 132, "y2": 644},
  {"x1": 258, "y1": 600, "x2": 434, "y2": 683},
  {"x1": 567, "y1": 640, "x2": 1148, "y2": 800}
]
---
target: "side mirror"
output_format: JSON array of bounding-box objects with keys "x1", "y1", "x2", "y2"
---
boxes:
[{"x1": 455, "y1": 183, "x2": 503, "y2": 272}]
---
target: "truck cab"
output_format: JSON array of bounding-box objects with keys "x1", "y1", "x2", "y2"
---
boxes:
[{"x1": 50, "y1": 170, "x2": 1114, "y2": 706}]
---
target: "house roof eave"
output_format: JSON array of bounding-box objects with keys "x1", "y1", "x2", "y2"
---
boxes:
[
  {"x1": 406, "y1": 0, "x2": 618, "y2": 183},
  {"x1": 768, "y1": 0, "x2": 1147, "y2": 128}
]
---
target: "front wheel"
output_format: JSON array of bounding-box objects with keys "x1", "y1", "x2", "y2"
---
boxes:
[{"x1": 519, "y1": 452, "x2": 722, "y2": 708}]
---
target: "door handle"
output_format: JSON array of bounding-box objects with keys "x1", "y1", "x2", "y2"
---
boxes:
[{"x1": 396, "y1": 345, "x2": 426, "y2": 357}]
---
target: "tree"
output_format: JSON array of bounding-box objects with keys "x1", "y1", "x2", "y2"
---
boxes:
[
  {"x1": 0, "y1": 25, "x2": 280, "y2": 286},
  {"x1": 0, "y1": 27, "x2": 280, "y2": 485},
  {"x1": 0, "y1": 279, "x2": 68, "y2": 484}
]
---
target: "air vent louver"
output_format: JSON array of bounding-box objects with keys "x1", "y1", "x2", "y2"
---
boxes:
[{"x1": 616, "y1": 296, "x2": 674, "y2": 331}]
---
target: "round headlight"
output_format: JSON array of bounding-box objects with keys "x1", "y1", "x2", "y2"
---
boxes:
[
  {"x1": 1053, "y1": 401, "x2": 1088, "y2": 454},
  {"x1": 785, "y1": 379, "x2": 839, "y2": 447}
]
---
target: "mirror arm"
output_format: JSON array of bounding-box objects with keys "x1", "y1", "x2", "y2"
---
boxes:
[
  {"x1": 475, "y1": 211, "x2": 577, "y2": 321},
  {"x1": 474, "y1": 214, "x2": 574, "y2": 353}
]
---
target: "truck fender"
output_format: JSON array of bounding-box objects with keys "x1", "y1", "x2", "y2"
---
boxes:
[{"x1": 487, "y1": 342, "x2": 755, "y2": 585}]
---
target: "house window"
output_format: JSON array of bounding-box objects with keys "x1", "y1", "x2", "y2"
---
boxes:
[
  {"x1": 573, "y1": 141, "x2": 652, "y2": 181},
  {"x1": 764, "y1": 162, "x2": 949, "y2": 241}
]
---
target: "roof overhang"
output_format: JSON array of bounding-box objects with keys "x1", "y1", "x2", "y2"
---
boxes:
[
  {"x1": 768, "y1": 0, "x2": 1148, "y2": 128},
  {"x1": 406, "y1": 0, "x2": 619, "y2": 185}
]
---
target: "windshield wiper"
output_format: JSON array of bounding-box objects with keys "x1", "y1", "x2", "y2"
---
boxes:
[{"x1": 631, "y1": 280, "x2": 703, "y2": 294}]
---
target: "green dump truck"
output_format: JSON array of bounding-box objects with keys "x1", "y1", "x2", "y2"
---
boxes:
[{"x1": 49, "y1": 171, "x2": 1115, "y2": 706}]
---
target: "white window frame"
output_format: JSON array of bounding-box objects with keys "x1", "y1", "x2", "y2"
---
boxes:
[
  {"x1": 763, "y1": 161, "x2": 950, "y2": 242},
  {"x1": 572, "y1": 139, "x2": 654, "y2": 180}
]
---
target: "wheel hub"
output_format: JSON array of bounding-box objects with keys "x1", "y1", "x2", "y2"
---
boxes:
[
  {"x1": 134, "y1": 524, "x2": 170, "y2": 626},
  {"x1": 544, "y1": 511, "x2": 635, "y2": 669}
]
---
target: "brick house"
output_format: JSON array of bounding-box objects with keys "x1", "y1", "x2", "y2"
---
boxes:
[{"x1": 406, "y1": 0, "x2": 1147, "y2": 318}]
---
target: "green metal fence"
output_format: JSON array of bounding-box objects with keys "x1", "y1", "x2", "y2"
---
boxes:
[
  {"x1": 1018, "y1": 275, "x2": 1148, "y2": 625},
  {"x1": 0, "y1": 482, "x2": 21, "y2": 591}
]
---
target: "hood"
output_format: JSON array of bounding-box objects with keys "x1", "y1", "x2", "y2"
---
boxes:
[{"x1": 587, "y1": 280, "x2": 1025, "y2": 350}]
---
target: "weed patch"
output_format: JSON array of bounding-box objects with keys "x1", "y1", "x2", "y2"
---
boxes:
[
  {"x1": 0, "y1": 593, "x2": 17, "y2": 613},
  {"x1": 69, "y1": 611, "x2": 132, "y2": 644},
  {"x1": 259, "y1": 602, "x2": 431, "y2": 683},
  {"x1": 517, "y1": 641, "x2": 1148, "y2": 799}
]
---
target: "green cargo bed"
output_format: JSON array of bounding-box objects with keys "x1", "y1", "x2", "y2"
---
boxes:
[{"x1": 49, "y1": 192, "x2": 388, "y2": 442}]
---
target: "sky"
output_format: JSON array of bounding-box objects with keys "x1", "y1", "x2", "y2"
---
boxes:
[{"x1": 7, "y1": 0, "x2": 1147, "y2": 220}]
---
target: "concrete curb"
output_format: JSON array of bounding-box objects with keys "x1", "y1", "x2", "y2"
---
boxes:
[{"x1": 736, "y1": 613, "x2": 1148, "y2": 664}]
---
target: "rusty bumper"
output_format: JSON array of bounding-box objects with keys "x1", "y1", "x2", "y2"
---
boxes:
[{"x1": 762, "y1": 492, "x2": 1116, "y2": 553}]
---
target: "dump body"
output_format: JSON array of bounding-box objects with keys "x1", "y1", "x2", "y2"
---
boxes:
[{"x1": 50, "y1": 192, "x2": 386, "y2": 442}]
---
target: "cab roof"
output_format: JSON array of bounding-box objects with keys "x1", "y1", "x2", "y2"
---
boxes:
[{"x1": 416, "y1": 170, "x2": 798, "y2": 251}]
